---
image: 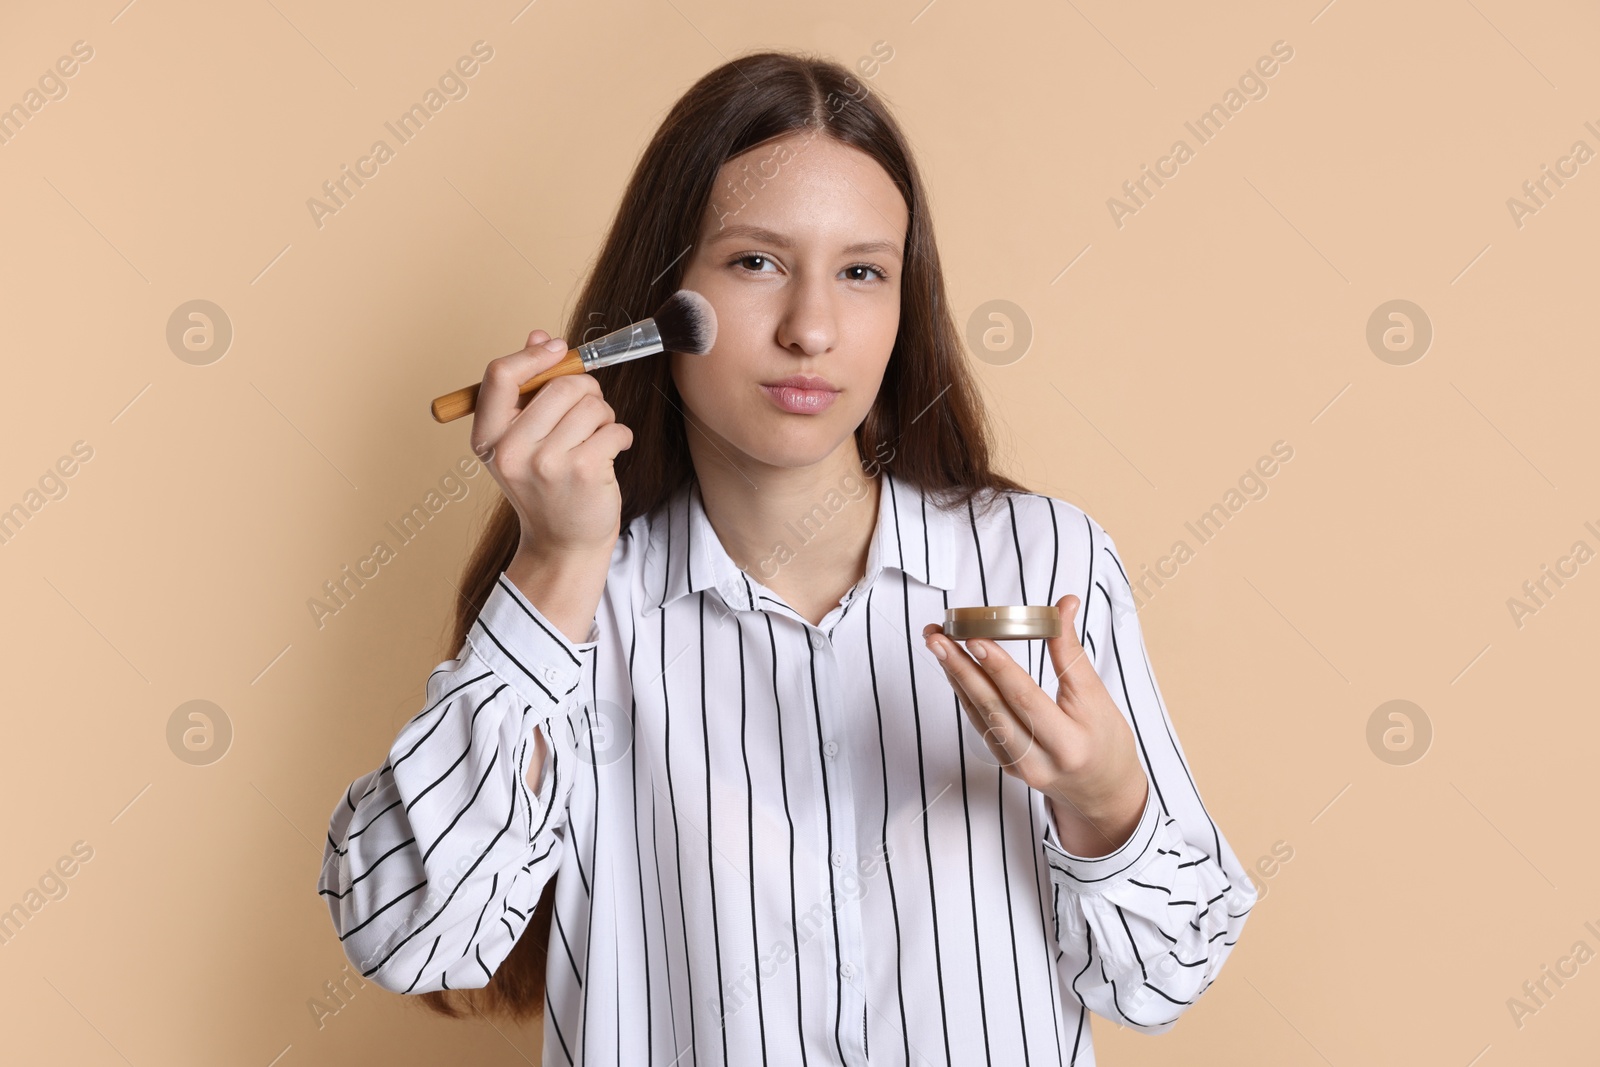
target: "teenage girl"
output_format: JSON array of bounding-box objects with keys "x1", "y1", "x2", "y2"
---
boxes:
[{"x1": 320, "y1": 50, "x2": 1255, "y2": 1067}]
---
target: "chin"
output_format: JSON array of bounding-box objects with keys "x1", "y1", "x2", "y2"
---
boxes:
[
  {"x1": 688, "y1": 388, "x2": 869, "y2": 471},
  {"x1": 729, "y1": 417, "x2": 852, "y2": 470},
  {"x1": 739, "y1": 437, "x2": 843, "y2": 471}
]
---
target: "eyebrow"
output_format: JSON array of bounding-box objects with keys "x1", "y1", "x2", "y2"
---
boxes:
[{"x1": 707, "y1": 223, "x2": 903, "y2": 259}]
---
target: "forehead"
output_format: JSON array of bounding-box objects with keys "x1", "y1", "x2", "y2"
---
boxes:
[{"x1": 703, "y1": 132, "x2": 908, "y2": 249}]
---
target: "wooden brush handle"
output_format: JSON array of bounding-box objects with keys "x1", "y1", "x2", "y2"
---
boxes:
[{"x1": 430, "y1": 351, "x2": 587, "y2": 423}]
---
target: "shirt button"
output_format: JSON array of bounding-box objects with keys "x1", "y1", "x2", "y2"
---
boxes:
[
  {"x1": 840, "y1": 961, "x2": 857, "y2": 979},
  {"x1": 542, "y1": 666, "x2": 559, "y2": 684},
  {"x1": 809, "y1": 632, "x2": 824, "y2": 650},
  {"x1": 831, "y1": 851, "x2": 846, "y2": 868},
  {"x1": 823, "y1": 740, "x2": 839, "y2": 759}
]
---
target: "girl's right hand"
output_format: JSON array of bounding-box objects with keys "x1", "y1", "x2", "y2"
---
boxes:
[{"x1": 471, "y1": 329, "x2": 635, "y2": 565}]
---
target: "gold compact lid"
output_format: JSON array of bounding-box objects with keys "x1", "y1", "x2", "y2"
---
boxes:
[{"x1": 943, "y1": 605, "x2": 1061, "y2": 641}]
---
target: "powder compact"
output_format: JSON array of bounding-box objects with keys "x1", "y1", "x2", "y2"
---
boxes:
[{"x1": 942, "y1": 605, "x2": 1061, "y2": 641}]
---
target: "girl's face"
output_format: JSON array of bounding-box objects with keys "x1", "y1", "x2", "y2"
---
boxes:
[{"x1": 672, "y1": 131, "x2": 909, "y2": 474}]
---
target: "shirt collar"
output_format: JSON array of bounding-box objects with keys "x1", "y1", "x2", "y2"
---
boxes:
[{"x1": 640, "y1": 469, "x2": 959, "y2": 616}]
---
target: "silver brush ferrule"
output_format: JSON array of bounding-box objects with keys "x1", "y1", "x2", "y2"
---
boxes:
[{"x1": 576, "y1": 319, "x2": 663, "y2": 370}]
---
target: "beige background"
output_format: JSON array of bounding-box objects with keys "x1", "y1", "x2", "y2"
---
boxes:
[{"x1": 2, "y1": 0, "x2": 1595, "y2": 1063}]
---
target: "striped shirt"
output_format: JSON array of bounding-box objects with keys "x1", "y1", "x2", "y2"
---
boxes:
[{"x1": 319, "y1": 471, "x2": 1256, "y2": 1066}]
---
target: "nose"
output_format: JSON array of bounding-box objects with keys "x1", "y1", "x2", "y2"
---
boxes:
[{"x1": 774, "y1": 271, "x2": 838, "y2": 358}]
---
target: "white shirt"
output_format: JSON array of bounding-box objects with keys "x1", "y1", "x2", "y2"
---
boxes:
[{"x1": 319, "y1": 471, "x2": 1256, "y2": 1066}]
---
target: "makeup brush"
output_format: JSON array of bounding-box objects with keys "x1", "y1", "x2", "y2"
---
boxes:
[{"x1": 431, "y1": 289, "x2": 717, "y2": 423}]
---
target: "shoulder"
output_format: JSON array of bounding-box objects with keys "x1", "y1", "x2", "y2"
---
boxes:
[
  {"x1": 949, "y1": 485, "x2": 1135, "y2": 593},
  {"x1": 951, "y1": 485, "x2": 1110, "y2": 552}
]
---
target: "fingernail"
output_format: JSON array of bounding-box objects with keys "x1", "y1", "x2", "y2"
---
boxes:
[
  {"x1": 925, "y1": 635, "x2": 947, "y2": 662},
  {"x1": 968, "y1": 640, "x2": 987, "y2": 661},
  {"x1": 544, "y1": 338, "x2": 566, "y2": 352}
]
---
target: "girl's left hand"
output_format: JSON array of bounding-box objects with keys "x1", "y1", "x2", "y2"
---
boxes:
[{"x1": 923, "y1": 594, "x2": 1150, "y2": 858}]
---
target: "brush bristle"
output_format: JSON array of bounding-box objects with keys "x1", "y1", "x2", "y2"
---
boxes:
[{"x1": 652, "y1": 289, "x2": 717, "y2": 356}]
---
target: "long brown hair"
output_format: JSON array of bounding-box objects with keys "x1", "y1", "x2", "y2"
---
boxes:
[{"x1": 419, "y1": 48, "x2": 1027, "y2": 1022}]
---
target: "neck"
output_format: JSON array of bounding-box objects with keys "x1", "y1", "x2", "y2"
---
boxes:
[{"x1": 689, "y1": 435, "x2": 882, "y2": 602}]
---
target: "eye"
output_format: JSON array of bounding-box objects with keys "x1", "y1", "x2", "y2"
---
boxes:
[
  {"x1": 843, "y1": 263, "x2": 890, "y2": 282},
  {"x1": 727, "y1": 253, "x2": 891, "y2": 283},
  {"x1": 730, "y1": 253, "x2": 779, "y2": 274}
]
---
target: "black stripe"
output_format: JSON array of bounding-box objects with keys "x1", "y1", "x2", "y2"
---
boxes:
[
  {"x1": 319, "y1": 836, "x2": 416, "y2": 898},
  {"x1": 547, "y1": 985, "x2": 575, "y2": 1065},
  {"x1": 1079, "y1": 515, "x2": 1095, "y2": 644},
  {"x1": 660, "y1": 584, "x2": 699, "y2": 1066},
  {"x1": 627, "y1": 620, "x2": 656, "y2": 1064},
  {"x1": 736, "y1": 611, "x2": 771, "y2": 1065},
  {"x1": 699, "y1": 593, "x2": 729, "y2": 1065},
  {"x1": 403, "y1": 935, "x2": 440, "y2": 994},
  {"x1": 402, "y1": 670, "x2": 493, "y2": 730},
  {"x1": 355, "y1": 779, "x2": 519, "y2": 976},
  {"x1": 805, "y1": 633, "x2": 849, "y2": 1065},
  {"x1": 472, "y1": 616, "x2": 560, "y2": 704},
  {"x1": 1115, "y1": 904, "x2": 1147, "y2": 980},
  {"x1": 496, "y1": 573, "x2": 583, "y2": 666},
  {"x1": 995, "y1": 775, "x2": 1031, "y2": 1066},
  {"x1": 865, "y1": 585, "x2": 911, "y2": 1066},
  {"x1": 1098, "y1": 572, "x2": 1169, "y2": 820},
  {"x1": 553, "y1": 899, "x2": 584, "y2": 988},
  {"x1": 579, "y1": 648, "x2": 602, "y2": 1058},
  {"x1": 393, "y1": 681, "x2": 503, "y2": 771},
  {"x1": 888, "y1": 479, "x2": 952, "y2": 1067},
  {"x1": 421, "y1": 745, "x2": 499, "y2": 865},
  {"x1": 950, "y1": 510, "x2": 996, "y2": 1066},
  {"x1": 763, "y1": 612, "x2": 809, "y2": 1067}
]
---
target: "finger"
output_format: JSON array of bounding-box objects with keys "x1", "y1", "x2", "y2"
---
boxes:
[
  {"x1": 471, "y1": 339, "x2": 572, "y2": 456},
  {"x1": 492, "y1": 366, "x2": 602, "y2": 457},
  {"x1": 535, "y1": 389, "x2": 615, "y2": 457},
  {"x1": 1045, "y1": 594, "x2": 1099, "y2": 705},
  {"x1": 938, "y1": 654, "x2": 1034, "y2": 770},
  {"x1": 568, "y1": 419, "x2": 635, "y2": 468},
  {"x1": 924, "y1": 631, "x2": 1037, "y2": 763},
  {"x1": 963, "y1": 636, "x2": 1063, "y2": 733}
]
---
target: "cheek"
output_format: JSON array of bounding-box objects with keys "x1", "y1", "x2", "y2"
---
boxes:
[
  {"x1": 860, "y1": 309, "x2": 899, "y2": 381},
  {"x1": 672, "y1": 350, "x2": 744, "y2": 417}
]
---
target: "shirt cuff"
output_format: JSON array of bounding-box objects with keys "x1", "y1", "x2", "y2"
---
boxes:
[
  {"x1": 464, "y1": 572, "x2": 598, "y2": 711},
  {"x1": 1041, "y1": 777, "x2": 1162, "y2": 894}
]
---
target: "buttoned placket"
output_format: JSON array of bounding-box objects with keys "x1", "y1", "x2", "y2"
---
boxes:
[
  {"x1": 708, "y1": 509, "x2": 881, "y2": 1066},
  {"x1": 809, "y1": 581, "x2": 872, "y2": 1067}
]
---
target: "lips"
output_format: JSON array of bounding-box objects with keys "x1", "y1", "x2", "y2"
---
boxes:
[
  {"x1": 760, "y1": 374, "x2": 840, "y2": 415},
  {"x1": 763, "y1": 374, "x2": 839, "y2": 391}
]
